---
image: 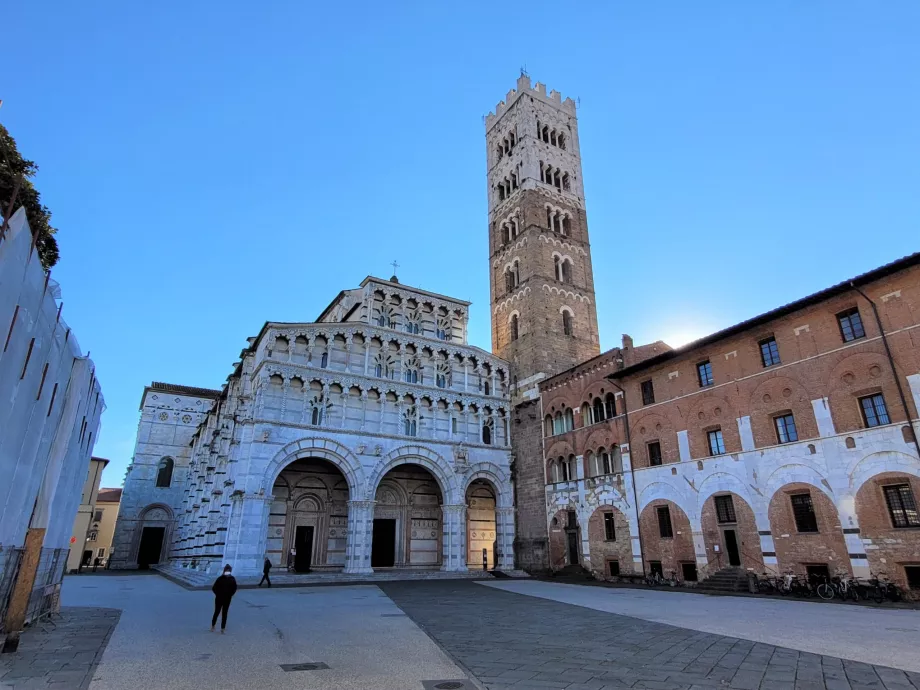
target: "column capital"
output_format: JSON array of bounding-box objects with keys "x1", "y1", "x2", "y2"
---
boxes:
[{"x1": 441, "y1": 504, "x2": 466, "y2": 515}]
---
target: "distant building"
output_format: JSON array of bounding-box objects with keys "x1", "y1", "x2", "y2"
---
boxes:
[
  {"x1": 66, "y1": 458, "x2": 109, "y2": 572},
  {"x1": 539, "y1": 253, "x2": 920, "y2": 594},
  {"x1": 0, "y1": 207, "x2": 104, "y2": 640},
  {"x1": 112, "y1": 276, "x2": 514, "y2": 577},
  {"x1": 91, "y1": 488, "x2": 122, "y2": 567}
]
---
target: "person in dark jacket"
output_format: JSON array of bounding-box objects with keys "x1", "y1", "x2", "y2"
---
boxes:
[
  {"x1": 258, "y1": 557, "x2": 272, "y2": 587},
  {"x1": 210, "y1": 564, "x2": 238, "y2": 633}
]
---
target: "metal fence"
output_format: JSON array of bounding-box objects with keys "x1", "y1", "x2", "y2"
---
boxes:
[
  {"x1": 0, "y1": 546, "x2": 24, "y2": 629},
  {"x1": 25, "y1": 548, "x2": 67, "y2": 624}
]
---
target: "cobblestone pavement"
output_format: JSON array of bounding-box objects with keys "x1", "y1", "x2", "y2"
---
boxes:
[
  {"x1": 382, "y1": 581, "x2": 920, "y2": 690},
  {"x1": 0, "y1": 607, "x2": 120, "y2": 689}
]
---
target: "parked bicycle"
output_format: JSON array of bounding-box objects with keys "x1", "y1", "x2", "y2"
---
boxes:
[
  {"x1": 645, "y1": 570, "x2": 680, "y2": 587},
  {"x1": 816, "y1": 572, "x2": 860, "y2": 601},
  {"x1": 869, "y1": 574, "x2": 902, "y2": 603}
]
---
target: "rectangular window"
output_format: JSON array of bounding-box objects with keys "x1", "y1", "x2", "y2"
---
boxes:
[
  {"x1": 657, "y1": 506, "x2": 673, "y2": 538},
  {"x1": 608, "y1": 560, "x2": 620, "y2": 576},
  {"x1": 649, "y1": 560, "x2": 663, "y2": 576},
  {"x1": 837, "y1": 307, "x2": 866, "y2": 342},
  {"x1": 567, "y1": 510, "x2": 577, "y2": 529},
  {"x1": 906, "y1": 566, "x2": 920, "y2": 591},
  {"x1": 715, "y1": 495, "x2": 736, "y2": 523},
  {"x1": 805, "y1": 564, "x2": 831, "y2": 583},
  {"x1": 36, "y1": 362, "x2": 49, "y2": 400},
  {"x1": 860, "y1": 393, "x2": 890, "y2": 428},
  {"x1": 641, "y1": 379, "x2": 655, "y2": 406},
  {"x1": 790, "y1": 493, "x2": 819, "y2": 533},
  {"x1": 47, "y1": 383, "x2": 58, "y2": 417},
  {"x1": 648, "y1": 441, "x2": 662, "y2": 467},
  {"x1": 451, "y1": 417, "x2": 458, "y2": 434},
  {"x1": 604, "y1": 512, "x2": 616, "y2": 541},
  {"x1": 774, "y1": 413, "x2": 798, "y2": 443},
  {"x1": 759, "y1": 336, "x2": 781, "y2": 367},
  {"x1": 707, "y1": 429, "x2": 726, "y2": 456},
  {"x1": 94, "y1": 510, "x2": 103, "y2": 522},
  {"x1": 20, "y1": 337, "x2": 35, "y2": 379},
  {"x1": 97, "y1": 548, "x2": 106, "y2": 558},
  {"x1": 3, "y1": 305, "x2": 19, "y2": 353},
  {"x1": 697, "y1": 360, "x2": 714, "y2": 387},
  {"x1": 681, "y1": 563, "x2": 698, "y2": 582},
  {"x1": 883, "y1": 484, "x2": 920, "y2": 528}
]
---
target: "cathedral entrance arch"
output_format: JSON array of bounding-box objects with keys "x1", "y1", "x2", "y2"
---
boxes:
[
  {"x1": 272, "y1": 458, "x2": 349, "y2": 571},
  {"x1": 466, "y1": 479, "x2": 497, "y2": 570},
  {"x1": 373, "y1": 464, "x2": 443, "y2": 568},
  {"x1": 134, "y1": 504, "x2": 173, "y2": 569}
]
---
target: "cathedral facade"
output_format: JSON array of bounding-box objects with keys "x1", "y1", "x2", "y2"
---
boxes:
[{"x1": 111, "y1": 277, "x2": 514, "y2": 576}]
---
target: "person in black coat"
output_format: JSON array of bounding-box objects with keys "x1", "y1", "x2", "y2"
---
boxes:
[
  {"x1": 258, "y1": 557, "x2": 272, "y2": 587},
  {"x1": 211, "y1": 564, "x2": 238, "y2": 633}
]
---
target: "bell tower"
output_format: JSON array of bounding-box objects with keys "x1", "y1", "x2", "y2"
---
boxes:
[
  {"x1": 486, "y1": 74, "x2": 600, "y2": 400},
  {"x1": 486, "y1": 75, "x2": 601, "y2": 570}
]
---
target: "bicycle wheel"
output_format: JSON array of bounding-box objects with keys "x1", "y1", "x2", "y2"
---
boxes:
[
  {"x1": 872, "y1": 585, "x2": 885, "y2": 604},
  {"x1": 847, "y1": 586, "x2": 859, "y2": 602},
  {"x1": 816, "y1": 583, "x2": 834, "y2": 600}
]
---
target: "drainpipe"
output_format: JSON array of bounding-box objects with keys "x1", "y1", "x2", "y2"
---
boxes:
[
  {"x1": 850, "y1": 282, "x2": 920, "y2": 461},
  {"x1": 605, "y1": 373, "x2": 646, "y2": 577}
]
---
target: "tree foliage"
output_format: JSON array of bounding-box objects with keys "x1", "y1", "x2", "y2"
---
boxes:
[{"x1": 0, "y1": 124, "x2": 59, "y2": 270}]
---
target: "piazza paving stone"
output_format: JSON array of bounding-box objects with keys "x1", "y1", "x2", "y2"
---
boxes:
[{"x1": 382, "y1": 581, "x2": 920, "y2": 690}]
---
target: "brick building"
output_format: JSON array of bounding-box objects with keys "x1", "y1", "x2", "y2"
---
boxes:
[{"x1": 539, "y1": 253, "x2": 920, "y2": 594}]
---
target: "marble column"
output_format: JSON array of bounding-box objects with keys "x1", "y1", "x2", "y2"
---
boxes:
[
  {"x1": 440, "y1": 504, "x2": 467, "y2": 572},
  {"x1": 344, "y1": 500, "x2": 375, "y2": 574},
  {"x1": 496, "y1": 506, "x2": 515, "y2": 570}
]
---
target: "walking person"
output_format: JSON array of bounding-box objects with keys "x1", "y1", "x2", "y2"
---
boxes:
[
  {"x1": 210, "y1": 564, "x2": 238, "y2": 633},
  {"x1": 258, "y1": 556, "x2": 272, "y2": 587},
  {"x1": 287, "y1": 547, "x2": 296, "y2": 573}
]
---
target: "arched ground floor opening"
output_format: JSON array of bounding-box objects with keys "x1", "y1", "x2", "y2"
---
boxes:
[
  {"x1": 586, "y1": 506, "x2": 633, "y2": 577},
  {"x1": 768, "y1": 482, "x2": 850, "y2": 580},
  {"x1": 271, "y1": 457, "x2": 350, "y2": 572},
  {"x1": 855, "y1": 471, "x2": 920, "y2": 593},
  {"x1": 548, "y1": 508, "x2": 581, "y2": 570},
  {"x1": 639, "y1": 500, "x2": 696, "y2": 581},
  {"x1": 466, "y1": 479, "x2": 497, "y2": 570},
  {"x1": 372, "y1": 463, "x2": 443, "y2": 569},
  {"x1": 700, "y1": 492, "x2": 764, "y2": 573}
]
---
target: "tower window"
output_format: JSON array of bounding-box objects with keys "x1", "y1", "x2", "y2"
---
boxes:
[
  {"x1": 657, "y1": 506, "x2": 673, "y2": 538},
  {"x1": 837, "y1": 307, "x2": 865, "y2": 342},
  {"x1": 883, "y1": 484, "x2": 920, "y2": 528},
  {"x1": 790, "y1": 493, "x2": 818, "y2": 533},
  {"x1": 774, "y1": 413, "x2": 798, "y2": 443},
  {"x1": 641, "y1": 380, "x2": 655, "y2": 406},
  {"x1": 648, "y1": 441, "x2": 662, "y2": 466},
  {"x1": 759, "y1": 336, "x2": 781, "y2": 367},
  {"x1": 860, "y1": 393, "x2": 890, "y2": 427},
  {"x1": 510, "y1": 314, "x2": 519, "y2": 342},
  {"x1": 697, "y1": 360, "x2": 713, "y2": 387},
  {"x1": 562, "y1": 310, "x2": 573, "y2": 336},
  {"x1": 707, "y1": 428, "x2": 726, "y2": 456},
  {"x1": 604, "y1": 512, "x2": 616, "y2": 541}
]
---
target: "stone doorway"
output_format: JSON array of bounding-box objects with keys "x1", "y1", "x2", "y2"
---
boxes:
[
  {"x1": 374, "y1": 464, "x2": 443, "y2": 568},
  {"x1": 466, "y1": 480, "x2": 497, "y2": 570},
  {"x1": 137, "y1": 527, "x2": 164, "y2": 569}
]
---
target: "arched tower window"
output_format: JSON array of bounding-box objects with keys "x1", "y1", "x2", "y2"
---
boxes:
[
  {"x1": 544, "y1": 415, "x2": 553, "y2": 437},
  {"x1": 482, "y1": 418, "x2": 493, "y2": 445},
  {"x1": 404, "y1": 358, "x2": 420, "y2": 384},
  {"x1": 592, "y1": 397, "x2": 604, "y2": 424},
  {"x1": 605, "y1": 393, "x2": 616, "y2": 419},
  {"x1": 510, "y1": 314, "x2": 519, "y2": 342},
  {"x1": 320, "y1": 352, "x2": 328, "y2": 368},
  {"x1": 562, "y1": 310, "x2": 574, "y2": 337},
  {"x1": 156, "y1": 457, "x2": 174, "y2": 488}
]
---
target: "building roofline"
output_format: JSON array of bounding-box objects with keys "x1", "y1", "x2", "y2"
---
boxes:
[
  {"x1": 359, "y1": 276, "x2": 472, "y2": 306},
  {"x1": 609, "y1": 252, "x2": 920, "y2": 380},
  {"x1": 140, "y1": 381, "x2": 223, "y2": 410}
]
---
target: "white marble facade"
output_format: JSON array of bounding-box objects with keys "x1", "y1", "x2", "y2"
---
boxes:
[{"x1": 111, "y1": 277, "x2": 515, "y2": 576}]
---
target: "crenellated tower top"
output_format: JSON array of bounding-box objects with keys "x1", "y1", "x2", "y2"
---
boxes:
[{"x1": 486, "y1": 74, "x2": 577, "y2": 131}]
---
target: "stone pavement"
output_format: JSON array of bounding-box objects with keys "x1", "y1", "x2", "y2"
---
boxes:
[
  {"x1": 0, "y1": 607, "x2": 120, "y2": 689},
  {"x1": 382, "y1": 580, "x2": 920, "y2": 690}
]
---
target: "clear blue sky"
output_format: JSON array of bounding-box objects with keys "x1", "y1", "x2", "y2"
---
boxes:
[{"x1": 6, "y1": 2, "x2": 919, "y2": 487}]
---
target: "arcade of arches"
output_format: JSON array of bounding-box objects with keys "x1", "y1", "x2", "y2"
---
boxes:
[
  {"x1": 549, "y1": 471, "x2": 920, "y2": 592},
  {"x1": 269, "y1": 457, "x2": 501, "y2": 571}
]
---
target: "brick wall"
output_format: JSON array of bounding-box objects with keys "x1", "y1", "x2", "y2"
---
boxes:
[
  {"x1": 855, "y1": 472, "x2": 920, "y2": 582},
  {"x1": 587, "y1": 506, "x2": 634, "y2": 577},
  {"x1": 700, "y1": 493, "x2": 763, "y2": 573},
  {"x1": 639, "y1": 500, "x2": 695, "y2": 575},
  {"x1": 511, "y1": 400, "x2": 550, "y2": 570}
]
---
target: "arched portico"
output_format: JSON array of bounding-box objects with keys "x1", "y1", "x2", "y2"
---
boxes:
[{"x1": 134, "y1": 503, "x2": 174, "y2": 570}]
